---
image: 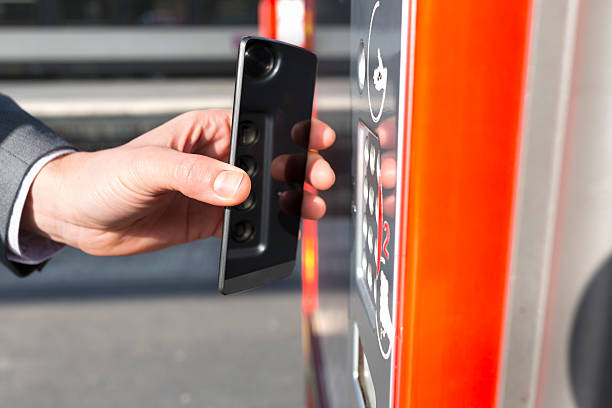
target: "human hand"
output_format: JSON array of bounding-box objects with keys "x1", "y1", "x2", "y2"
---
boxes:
[{"x1": 22, "y1": 110, "x2": 336, "y2": 256}]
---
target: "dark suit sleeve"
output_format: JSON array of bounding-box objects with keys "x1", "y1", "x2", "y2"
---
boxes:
[{"x1": 0, "y1": 93, "x2": 74, "y2": 277}]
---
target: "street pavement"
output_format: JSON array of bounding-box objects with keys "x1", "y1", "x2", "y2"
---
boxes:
[
  {"x1": 0, "y1": 240, "x2": 303, "y2": 407},
  {"x1": 0, "y1": 293, "x2": 302, "y2": 408},
  {"x1": 0, "y1": 216, "x2": 350, "y2": 408}
]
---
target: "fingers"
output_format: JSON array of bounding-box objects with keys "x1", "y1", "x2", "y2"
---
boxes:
[
  {"x1": 133, "y1": 111, "x2": 336, "y2": 158},
  {"x1": 301, "y1": 191, "x2": 327, "y2": 220},
  {"x1": 129, "y1": 112, "x2": 335, "y2": 218},
  {"x1": 270, "y1": 152, "x2": 335, "y2": 191},
  {"x1": 138, "y1": 111, "x2": 335, "y2": 156},
  {"x1": 134, "y1": 146, "x2": 250, "y2": 206},
  {"x1": 291, "y1": 118, "x2": 336, "y2": 151},
  {"x1": 130, "y1": 110, "x2": 233, "y2": 158},
  {"x1": 306, "y1": 152, "x2": 335, "y2": 190},
  {"x1": 309, "y1": 118, "x2": 336, "y2": 150},
  {"x1": 278, "y1": 190, "x2": 327, "y2": 220},
  {"x1": 270, "y1": 153, "x2": 306, "y2": 185}
]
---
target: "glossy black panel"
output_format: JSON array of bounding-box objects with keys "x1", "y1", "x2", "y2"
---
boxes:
[{"x1": 218, "y1": 37, "x2": 317, "y2": 295}]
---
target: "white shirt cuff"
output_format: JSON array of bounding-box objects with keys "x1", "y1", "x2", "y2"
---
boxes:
[{"x1": 6, "y1": 149, "x2": 76, "y2": 265}]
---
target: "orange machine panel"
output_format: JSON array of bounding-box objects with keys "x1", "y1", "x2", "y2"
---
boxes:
[{"x1": 394, "y1": 1, "x2": 531, "y2": 407}]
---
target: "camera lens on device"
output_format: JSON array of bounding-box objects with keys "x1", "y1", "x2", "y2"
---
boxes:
[
  {"x1": 244, "y1": 42, "x2": 276, "y2": 78},
  {"x1": 231, "y1": 221, "x2": 255, "y2": 243}
]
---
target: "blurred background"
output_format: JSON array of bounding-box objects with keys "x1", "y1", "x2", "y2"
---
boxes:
[{"x1": 0, "y1": 1, "x2": 351, "y2": 407}]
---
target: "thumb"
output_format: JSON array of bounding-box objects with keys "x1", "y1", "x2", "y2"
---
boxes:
[{"x1": 134, "y1": 146, "x2": 251, "y2": 206}]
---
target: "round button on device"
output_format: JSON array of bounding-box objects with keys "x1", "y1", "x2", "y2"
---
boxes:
[
  {"x1": 236, "y1": 155, "x2": 257, "y2": 178},
  {"x1": 236, "y1": 193, "x2": 256, "y2": 211},
  {"x1": 239, "y1": 122, "x2": 259, "y2": 146},
  {"x1": 231, "y1": 221, "x2": 255, "y2": 243}
]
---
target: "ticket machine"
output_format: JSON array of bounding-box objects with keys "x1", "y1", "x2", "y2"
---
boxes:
[{"x1": 261, "y1": 0, "x2": 612, "y2": 407}]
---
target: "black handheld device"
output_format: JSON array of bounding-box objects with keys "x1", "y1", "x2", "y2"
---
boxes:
[{"x1": 218, "y1": 36, "x2": 317, "y2": 295}]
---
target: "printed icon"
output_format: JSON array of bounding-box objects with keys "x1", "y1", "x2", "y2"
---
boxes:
[
  {"x1": 367, "y1": 0, "x2": 387, "y2": 123},
  {"x1": 373, "y1": 49, "x2": 387, "y2": 93},
  {"x1": 378, "y1": 270, "x2": 394, "y2": 345}
]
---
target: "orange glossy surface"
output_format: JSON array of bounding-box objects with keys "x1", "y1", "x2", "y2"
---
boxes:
[{"x1": 394, "y1": 1, "x2": 531, "y2": 407}]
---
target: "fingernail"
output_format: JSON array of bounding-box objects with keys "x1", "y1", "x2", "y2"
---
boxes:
[{"x1": 214, "y1": 170, "x2": 244, "y2": 198}]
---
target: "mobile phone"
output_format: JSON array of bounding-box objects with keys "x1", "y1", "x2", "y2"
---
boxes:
[{"x1": 218, "y1": 36, "x2": 317, "y2": 295}]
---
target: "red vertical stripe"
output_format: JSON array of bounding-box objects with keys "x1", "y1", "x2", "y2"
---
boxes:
[
  {"x1": 257, "y1": 0, "x2": 277, "y2": 39},
  {"x1": 394, "y1": 0, "x2": 531, "y2": 407}
]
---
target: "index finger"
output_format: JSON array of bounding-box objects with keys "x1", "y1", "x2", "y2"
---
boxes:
[{"x1": 291, "y1": 118, "x2": 336, "y2": 151}]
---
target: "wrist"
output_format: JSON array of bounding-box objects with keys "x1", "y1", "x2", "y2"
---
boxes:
[{"x1": 21, "y1": 151, "x2": 83, "y2": 245}]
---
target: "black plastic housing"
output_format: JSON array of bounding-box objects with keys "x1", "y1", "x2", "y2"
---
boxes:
[{"x1": 218, "y1": 37, "x2": 317, "y2": 295}]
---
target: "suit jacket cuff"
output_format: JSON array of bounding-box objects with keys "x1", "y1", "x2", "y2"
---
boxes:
[
  {"x1": 0, "y1": 93, "x2": 75, "y2": 277},
  {"x1": 6, "y1": 149, "x2": 75, "y2": 265}
]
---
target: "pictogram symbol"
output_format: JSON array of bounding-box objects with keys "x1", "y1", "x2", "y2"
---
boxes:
[
  {"x1": 373, "y1": 49, "x2": 388, "y2": 93},
  {"x1": 367, "y1": 1, "x2": 387, "y2": 123}
]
